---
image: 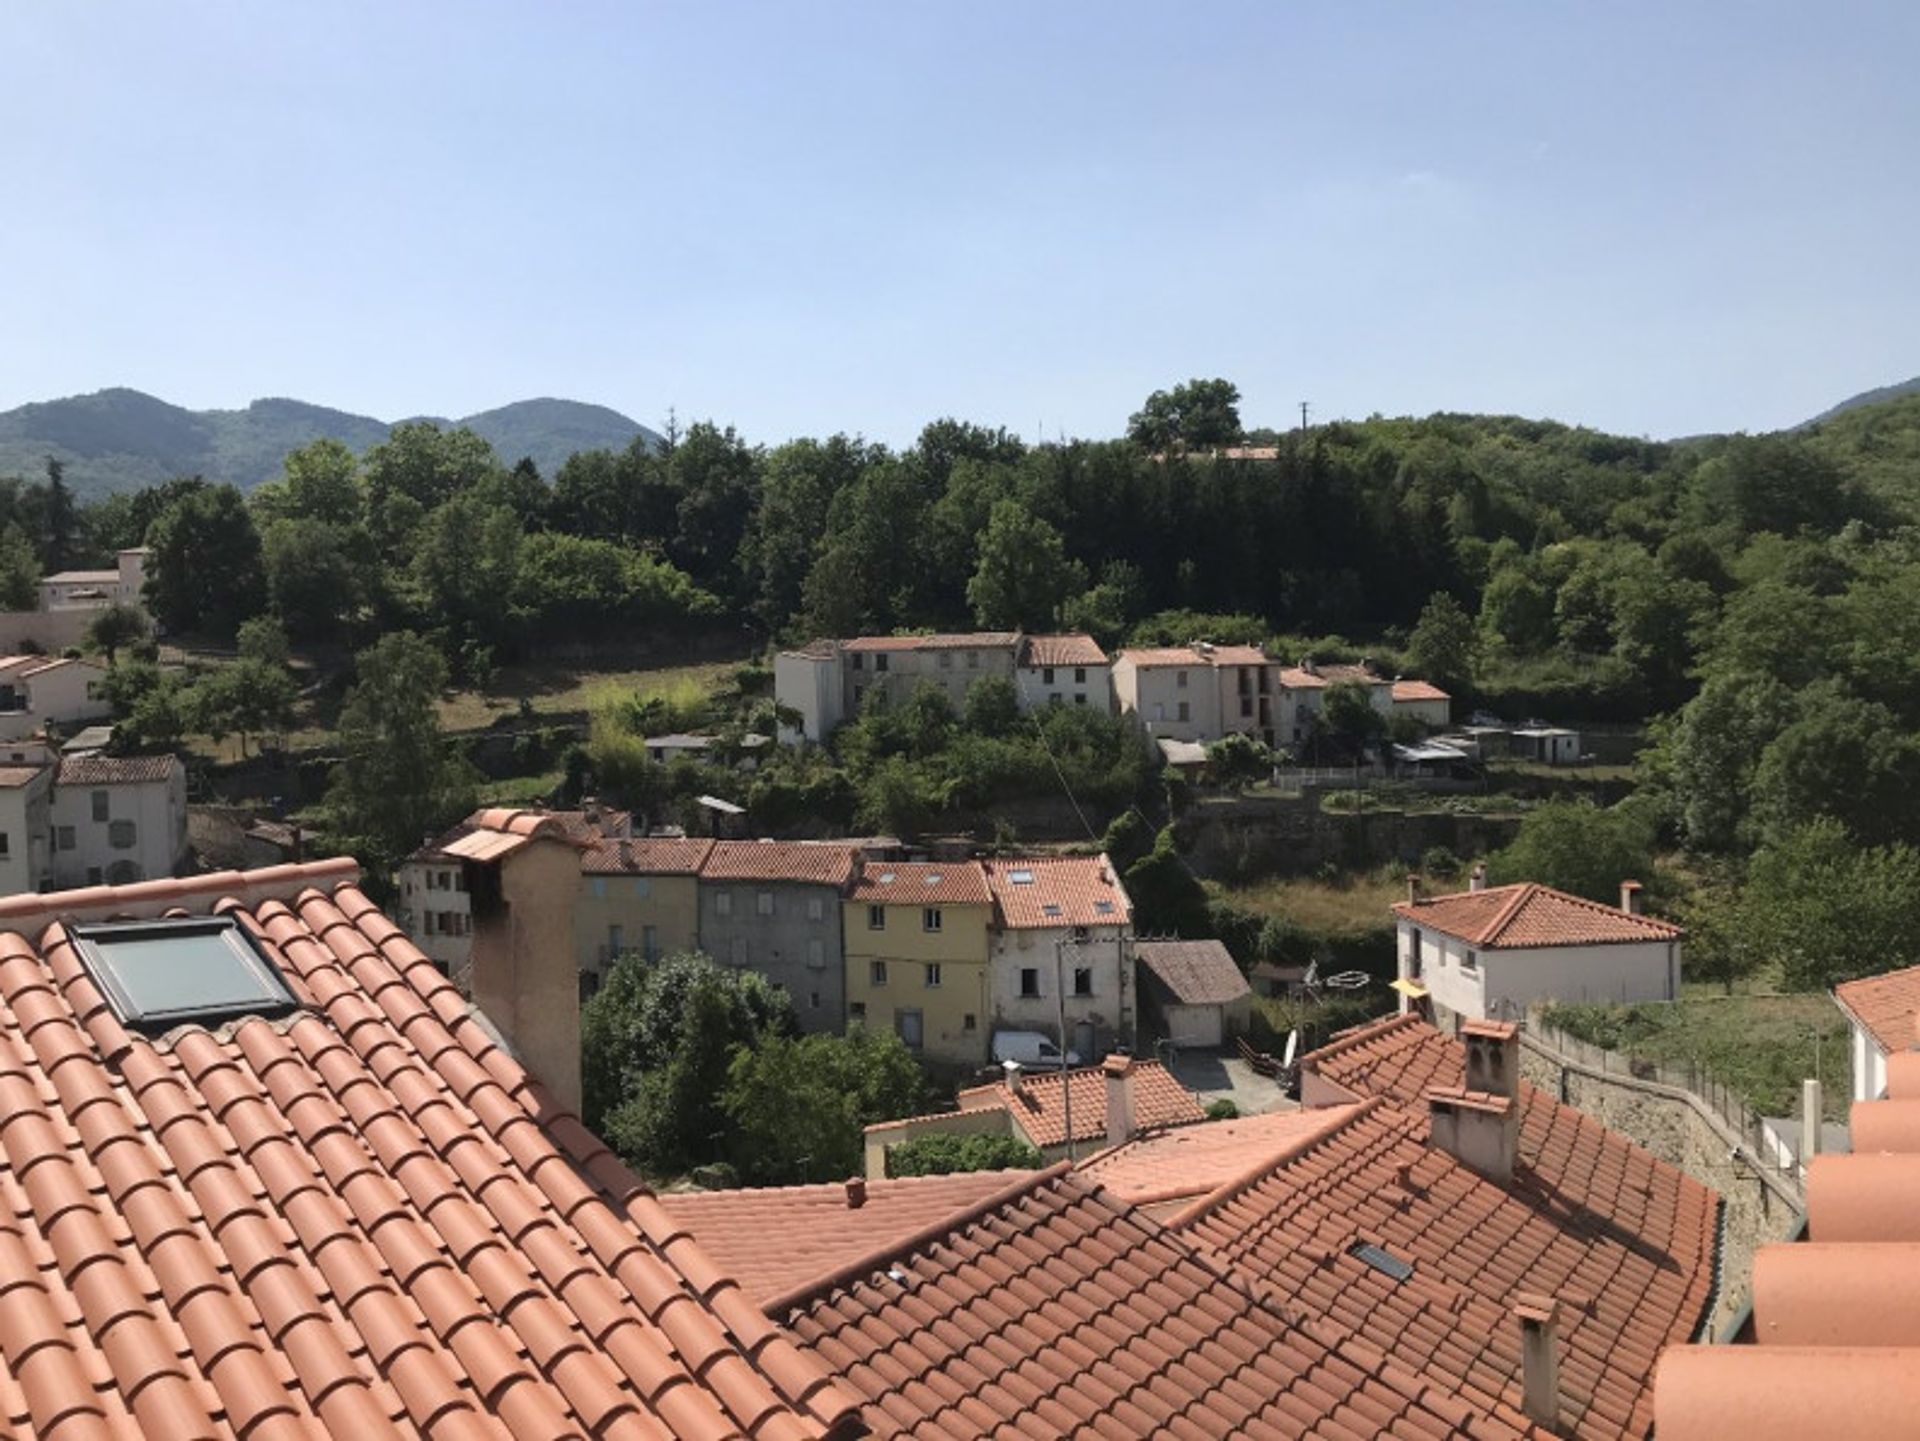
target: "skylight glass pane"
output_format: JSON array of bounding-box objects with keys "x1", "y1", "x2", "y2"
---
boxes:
[
  {"x1": 1348, "y1": 1241, "x2": 1413, "y2": 1282},
  {"x1": 1009, "y1": 870, "x2": 1034, "y2": 884},
  {"x1": 76, "y1": 919, "x2": 297, "y2": 1030}
]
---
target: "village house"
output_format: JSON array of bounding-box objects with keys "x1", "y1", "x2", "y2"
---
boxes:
[
  {"x1": 1394, "y1": 867, "x2": 1684, "y2": 1027},
  {"x1": 0, "y1": 763, "x2": 51, "y2": 891},
  {"x1": 45, "y1": 751, "x2": 188, "y2": 890},
  {"x1": 696, "y1": 838, "x2": 856, "y2": 1031},
  {"x1": 0, "y1": 653, "x2": 112, "y2": 739},
  {"x1": 981, "y1": 853, "x2": 1134, "y2": 1058},
  {"x1": 37, "y1": 545, "x2": 149, "y2": 611},
  {"x1": 576, "y1": 834, "x2": 711, "y2": 990},
  {"x1": 1833, "y1": 961, "x2": 1920, "y2": 1100},
  {"x1": 773, "y1": 630, "x2": 1109, "y2": 743},
  {"x1": 1134, "y1": 936, "x2": 1253, "y2": 1048},
  {"x1": 842, "y1": 857, "x2": 994, "y2": 1064}
]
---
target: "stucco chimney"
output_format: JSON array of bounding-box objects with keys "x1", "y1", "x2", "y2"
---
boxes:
[
  {"x1": 1514, "y1": 1294, "x2": 1561, "y2": 1430},
  {"x1": 845, "y1": 1177, "x2": 867, "y2": 1210},
  {"x1": 1428, "y1": 1087, "x2": 1519, "y2": 1185},
  {"x1": 1469, "y1": 862, "x2": 1488, "y2": 893},
  {"x1": 1104, "y1": 1054, "x2": 1136, "y2": 1146},
  {"x1": 1461, "y1": 1019, "x2": 1520, "y2": 1100},
  {"x1": 1407, "y1": 873, "x2": 1422, "y2": 905},
  {"x1": 467, "y1": 827, "x2": 585, "y2": 1114},
  {"x1": 1619, "y1": 879, "x2": 1643, "y2": 915},
  {"x1": 1002, "y1": 1058, "x2": 1023, "y2": 1096}
]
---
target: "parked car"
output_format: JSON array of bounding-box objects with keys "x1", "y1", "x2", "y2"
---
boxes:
[{"x1": 992, "y1": 1030, "x2": 1081, "y2": 1069}]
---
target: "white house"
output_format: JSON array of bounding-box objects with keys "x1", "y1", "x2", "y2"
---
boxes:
[
  {"x1": 1391, "y1": 678, "x2": 1453, "y2": 731},
  {"x1": 1110, "y1": 647, "x2": 1228, "y2": 744},
  {"x1": 39, "y1": 548, "x2": 150, "y2": 613},
  {"x1": 981, "y1": 855, "x2": 1134, "y2": 1060},
  {"x1": 1012, "y1": 634, "x2": 1112, "y2": 713},
  {"x1": 0, "y1": 656, "x2": 112, "y2": 740},
  {"x1": 1392, "y1": 871, "x2": 1684, "y2": 1029},
  {"x1": 0, "y1": 764, "x2": 53, "y2": 894},
  {"x1": 47, "y1": 752, "x2": 188, "y2": 889},
  {"x1": 1512, "y1": 726, "x2": 1582, "y2": 765},
  {"x1": 1833, "y1": 964, "x2": 1920, "y2": 1102}
]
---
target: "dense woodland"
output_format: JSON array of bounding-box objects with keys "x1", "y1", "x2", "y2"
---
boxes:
[{"x1": 7, "y1": 381, "x2": 1920, "y2": 993}]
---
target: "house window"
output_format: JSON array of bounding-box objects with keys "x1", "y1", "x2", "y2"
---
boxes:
[
  {"x1": 756, "y1": 891, "x2": 774, "y2": 916},
  {"x1": 0, "y1": 833, "x2": 8, "y2": 857},
  {"x1": 923, "y1": 907, "x2": 943, "y2": 932},
  {"x1": 716, "y1": 891, "x2": 733, "y2": 916},
  {"x1": 1463, "y1": 949, "x2": 1479, "y2": 973},
  {"x1": 579, "y1": 970, "x2": 601, "y2": 1003},
  {"x1": 807, "y1": 896, "x2": 824, "y2": 921},
  {"x1": 851, "y1": 653, "x2": 865, "y2": 671},
  {"x1": 1074, "y1": 967, "x2": 1093, "y2": 997},
  {"x1": 641, "y1": 925, "x2": 658, "y2": 961},
  {"x1": 924, "y1": 963, "x2": 942, "y2": 988},
  {"x1": 807, "y1": 938, "x2": 825, "y2": 968},
  {"x1": 875, "y1": 654, "x2": 890, "y2": 673},
  {"x1": 1152, "y1": 703, "x2": 1164, "y2": 721},
  {"x1": 1049, "y1": 693, "x2": 1062, "y2": 704},
  {"x1": 809, "y1": 991, "x2": 821, "y2": 1009},
  {"x1": 1043, "y1": 667, "x2": 1056, "y2": 684},
  {"x1": 1075, "y1": 667, "x2": 1087, "y2": 683},
  {"x1": 1409, "y1": 928, "x2": 1423, "y2": 977},
  {"x1": 1241, "y1": 696, "x2": 1253, "y2": 718},
  {"x1": 871, "y1": 960, "x2": 888, "y2": 987},
  {"x1": 895, "y1": 1008, "x2": 923, "y2": 1050},
  {"x1": 1176, "y1": 670, "x2": 1188, "y2": 689},
  {"x1": 57, "y1": 827, "x2": 75, "y2": 851},
  {"x1": 87, "y1": 867, "x2": 103, "y2": 886},
  {"x1": 1020, "y1": 968, "x2": 1040, "y2": 998},
  {"x1": 108, "y1": 820, "x2": 136, "y2": 850},
  {"x1": 1177, "y1": 701, "x2": 1190, "y2": 722},
  {"x1": 868, "y1": 904, "x2": 886, "y2": 930},
  {"x1": 938, "y1": 652, "x2": 952, "y2": 670},
  {"x1": 607, "y1": 925, "x2": 623, "y2": 957},
  {"x1": 1075, "y1": 694, "x2": 1086, "y2": 705},
  {"x1": 91, "y1": 790, "x2": 108, "y2": 822},
  {"x1": 963, "y1": 1013, "x2": 977, "y2": 1031}
]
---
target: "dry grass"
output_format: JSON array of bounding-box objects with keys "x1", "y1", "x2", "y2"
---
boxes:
[
  {"x1": 1211, "y1": 867, "x2": 1405, "y2": 938},
  {"x1": 436, "y1": 659, "x2": 742, "y2": 732}
]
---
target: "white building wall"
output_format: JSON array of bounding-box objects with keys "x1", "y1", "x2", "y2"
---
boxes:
[
  {"x1": 0, "y1": 776, "x2": 51, "y2": 896},
  {"x1": 988, "y1": 924, "x2": 1131, "y2": 1056},
  {"x1": 1014, "y1": 664, "x2": 1112, "y2": 714},
  {"x1": 1394, "y1": 697, "x2": 1452, "y2": 730},
  {"x1": 1117, "y1": 665, "x2": 1218, "y2": 742},
  {"x1": 398, "y1": 858, "x2": 474, "y2": 976},
  {"x1": 1853, "y1": 1023, "x2": 1889, "y2": 1103},
  {"x1": 774, "y1": 650, "x2": 844, "y2": 744},
  {"x1": 26, "y1": 663, "x2": 111, "y2": 728},
  {"x1": 48, "y1": 773, "x2": 186, "y2": 889},
  {"x1": 1398, "y1": 920, "x2": 1679, "y2": 1023}
]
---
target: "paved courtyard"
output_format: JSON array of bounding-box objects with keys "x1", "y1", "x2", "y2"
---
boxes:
[{"x1": 1160, "y1": 1045, "x2": 1296, "y2": 1116}]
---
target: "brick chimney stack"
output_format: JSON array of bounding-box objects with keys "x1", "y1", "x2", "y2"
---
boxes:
[
  {"x1": 1469, "y1": 863, "x2": 1488, "y2": 893},
  {"x1": 1462, "y1": 1020, "x2": 1520, "y2": 1100},
  {"x1": 1515, "y1": 1294, "x2": 1562, "y2": 1430},
  {"x1": 1104, "y1": 1054, "x2": 1136, "y2": 1146},
  {"x1": 1619, "y1": 879, "x2": 1643, "y2": 915},
  {"x1": 1407, "y1": 874, "x2": 1422, "y2": 905},
  {"x1": 845, "y1": 1177, "x2": 867, "y2": 1210}
]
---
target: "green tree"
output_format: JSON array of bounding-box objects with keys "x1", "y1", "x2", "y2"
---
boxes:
[
  {"x1": 236, "y1": 614, "x2": 291, "y2": 668},
  {"x1": 1123, "y1": 826, "x2": 1211, "y2": 937},
  {"x1": 966, "y1": 500, "x2": 1079, "y2": 629},
  {"x1": 262, "y1": 518, "x2": 371, "y2": 640},
  {"x1": 278, "y1": 438, "x2": 364, "y2": 523},
  {"x1": 325, "y1": 632, "x2": 477, "y2": 866},
  {"x1": 363, "y1": 423, "x2": 501, "y2": 560},
  {"x1": 1127, "y1": 378, "x2": 1243, "y2": 451},
  {"x1": 0, "y1": 524, "x2": 39, "y2": 610},
  {"x1": 1748, "y1": 687, "x2": 1920, "y2": 849},
  {"x1": 1739, "y1": 820, "x2": 1920, "y2": 990},
  {"x1": 85, "y1": 604, "x2": 147, "y2": 664},
  {"x1": 1319, "y1": 682, "x2": 1386, "y2": 757},
  {"x1": 410, "y1": 495, "x2": 522, "y2": 666},
  {"x1": 721, "y1": 1026, "x2": 925, "y2": 1184},
  {"x1": 192, "y1": 658, "x2": 297, "y2": 756},
  {"x1": 1485, "y1": 799, "x2": 1656, "y2": 904},
  {"x1": 961, "y1": 674, "x2": 1021, "y2": 737},
  {"x1": 144, "y1": 485, "x2": 268, "y2": 638},
  {"x1": 40, "y1": 456, "x2": 76, "y2": 574},
  {"x1": 1478, "y1": 566, "x2": 1558, "y2": 653},
  {"x1": 1206, "y1": 732, "x2": 1274, "y2": 789},
  {"x1": 98, "y1": 661, "x2": 193, "y2": 751},
  {"x1": 885, "y1": 1132, "x2": 1043, "y2": 1177},
  {"x1": 1406, "y1": 592, "x2": 1477, "y2": 695}
]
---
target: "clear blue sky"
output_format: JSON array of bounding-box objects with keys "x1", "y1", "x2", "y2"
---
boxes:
[{"x1": 4, "y1": 2, "x2": 1915, "y2": 446}]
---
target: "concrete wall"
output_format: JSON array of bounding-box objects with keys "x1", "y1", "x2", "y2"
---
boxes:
[
  {"x1": 988, "y1": 924, "x2": 1131, "y2": 1059},
  {"x1": 774, "y1": 650, "x2": 842, "y2": 744},
  {"x1": 843, "y1": 645, "x2": 1018, "y2": 718},
  {"x1": 469, "y1": 838, "x2": 583, "y2": 1112},
  {"x1": 1520, "y1": 1029, "x2": 1804, "y2": 1335},
  {"x1": 1014, "y1": 664, "x2": 1111, "y2": 714},
  {"x1": 1115, "y1": 662, "x2": 1218, "y2": 742},
  {"x1": 0, "y1": 773, "x2": 50, "y2": 895},
  {"x1": 577, "y1": 873, "x2": 700, "y2": 975},
  {"x1": 1394, "y1": 696, "x2": 1451, "y2": 730},
  {"x1": 1852, "y1": 1022, "x2": 1889, "y2": 1103},
  {"x1": 0, "y1": 609, "x2": 94, "y2": 656},
  {"x1": 1399, "y1": 923, "x2": 1679, "y2": 1021},
  {"x1": 863, "y1": 1103, "x2": 1013, "y2": 1179},
  {"x1": 698, "y1": 878, "x2": 845, "y2": 1031}
]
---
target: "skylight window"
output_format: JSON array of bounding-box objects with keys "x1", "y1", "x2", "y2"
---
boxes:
[
  {"x1": 878, "y1": 871, "x2": 896, "y2": 884},
  {"x1": 1094, "y1": 901, "x2": 1114, "y2": 915},
  {"x1": 74, "y1": 918, "x2": 298, "y2": 1033},
  {"x1": 1009, "y1": 869, "x2": 1034, "y2": 884},
  {"x1": 1347, "y1": 1241, "x2": 1413, "y2": 1282},
  {"x1": 925, "y1": 873, "x2": 942, "y2": 885},
  {"x1": 1042, "y1": 903, "x2": 1063, "y2": 918}
]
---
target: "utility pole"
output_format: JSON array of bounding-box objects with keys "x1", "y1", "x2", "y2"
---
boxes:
[
  {"x1": 1299, "y1": 400, "x2": 1311, "y2": 432},
  {"x1": 1056, "y1": 936, "x2": 1075, "y2": 1161}
]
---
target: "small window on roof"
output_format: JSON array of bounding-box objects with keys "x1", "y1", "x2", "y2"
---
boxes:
[
  {"x1": 1042, "y1": 903, "x2": 1063, "y2": 918},
  {"x1": 1094, "y1": 901, "x2": 1114, "y2": 915},
  {"x1": 1348, "y1": 1240, "x2": 1413, "y2": 1282},
  {"x1": 74, "y1": 918, "x2": 298, "y2": 1033},
  {"x1": 1009, "y1": 869, "x2": 1034, "y2": 884}
]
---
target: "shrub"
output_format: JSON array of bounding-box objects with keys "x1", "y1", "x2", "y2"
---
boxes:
[
  {"x1": 886, "y1": 1132, "x2": 1044, "y2": 1177},
  {"x1": 1204, "y1": 1099, "x2": 1240, "y2": 1121}
]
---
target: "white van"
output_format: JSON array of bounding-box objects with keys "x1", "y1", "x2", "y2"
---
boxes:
[{"x1": 992, "y1": 1030, "x2": 1081, "y2": 1069}]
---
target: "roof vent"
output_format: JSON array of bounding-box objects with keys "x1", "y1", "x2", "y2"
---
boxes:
[
  {"x1": 925, "y1": 873, "x2": 942, "y2": 885},
  {"x1": 1348, "y1": 1240, "x2": 1413, "y2": 1282}
]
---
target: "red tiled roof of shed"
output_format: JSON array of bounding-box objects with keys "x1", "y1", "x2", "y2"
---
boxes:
[
  {"x1": 0, "y1": 863, "x2": 864, "y2": 1440},
  {"x1": 957, "y1": 1058, "x2": 1204, "y2": 1149},
  {"x1": 55, "y1": 753, "x2": 179, "y2": 786},
  {"x1": 1134, "y1": 938, "x2": 1252, "y2": 1006},
  {"x1": 1394, "y1": 881, "x2": 1683, "y2": 949},
  {"x1": 1834, "y1": 962, "x2": 1920, "y2": 1057},
  {"x1": 776, "y1": 1165, "x2": 1541, "y2": 1439}
]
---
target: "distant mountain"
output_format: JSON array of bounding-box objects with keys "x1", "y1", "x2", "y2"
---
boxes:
[
  {"x1": 1800, "y1": 376, "x2": 1920, "y2": 430},
  {"x1": 0, "y1": 388, "x2": 662, "y2": 497}
]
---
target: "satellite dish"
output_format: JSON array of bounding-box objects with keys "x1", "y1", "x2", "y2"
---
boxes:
[
  {"x1": 1282, "y1": 1029, "x2": 1299, "y2": 1070},
  {"x1": 1325, "y1": 971, "x2": 1370, "y2": 991}
]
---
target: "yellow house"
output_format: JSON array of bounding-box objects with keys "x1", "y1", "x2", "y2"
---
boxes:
[
  {"x1": 576, "y1": 837, "x2": 713, "y2": 993},
  {"x1": 844, "y1": 860, "x2": 993, "y2": 1065}
]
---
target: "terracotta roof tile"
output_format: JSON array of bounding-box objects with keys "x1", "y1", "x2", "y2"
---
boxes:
[
  {"x1": 841, "y1": 633, "x2": 1019, "y2": 653},
  {"x1": 1079, "y1": 1105, "x2": 1366, "y2": 1215},
  {"x1": 1266, "y1": 1016, "x2": 1720, "y2": 1440},
  {"x1": 849, "y1": 860, "x2": 991, "y2": 906},
  {"x1": 777, "y1": 1167, "x2": 1535, "y2": 1439},
  {"x1": 0, "y1": 863, "x2": 863, "y2": 1440},
  {"x1": 0, "y1": 767, "x2": 41, "y2": 788},
  {"x1": 659, "y1": 1171, "x2": 1035, "y2": 1304},
  {"x1": 980, "y1": 855, "x2": 1131, "y2": 929},
  {"x1": 958, "y1": 1059, "x2": 1205, "y2": 1149},
  {"x1": 701, "y1": 841, "x2": 859, "y2": 888},
  {"x1": 54, "y1": 753, "x2": 179, "y2": 786},
  {"x1": 1135, "y1": 939, "x2": 1252, "y2": 1006},
  {"x1": 1019, "y1": 634, "x2": 1108, "y2": 667},
  {"x1": 411, "y1": 808, "x2": 625, "y2": 863},
  {"x1": 1392, "y1": 679, "x2": 1451, "y2": 703},
  {"x1": 1278, "y1": 665, "x2": 1329, "y2": 689},
  {"x1": 1834, "y1": 963, "x2": 1920, "y2": 1056},
  {"x1": 583, "y1": 836, "x2": 716, "y2": 876},
  {"x1": 1115, "y1": 646, "x2": 1207, "y2": 668},
  {"x1": 1394, "y1": 882, "x2": 1683, "y2": 948}
]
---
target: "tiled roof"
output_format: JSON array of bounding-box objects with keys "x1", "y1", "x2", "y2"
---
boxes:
[
  {"x1": 777, "y1": 1166, "x2": 1534, "y2": 1440},
  {"x1": 841, "y1": 633, "x2": 1018, "y2": 653},
  {"x1": 658, "y1": 1171, "x2": 1033, "y2": 1305},
  {"x1": 54, "y1": 753, "x2": 179, "y2": 786},
  {"x1": 1134, "y1": 938, "x2": 1252, "y2": 1006},
  {"x1": 411, "y1": 808, "x2": 626, "y2": 865},
  {"x1": 980, "y1": 855, "x2": 1130, "y2": 929},
  {"x1": 1392, "y1": 679, "x2": 1451, "y2": 703},
  {"x1": 41, "y1": 569, "x2": 121, "y2": 584},
  {"x1": 1078, "y1": 1104, "x2": 1365, "y2": 1216},
  {"x1": 1834, "y1": 963, "x2": 1920, "y2": 1056},
  {"x1": 701, "y1": 840, "x2": 859, "y2": 888},
  {"x1": 1394, "y1": 881, "x2": 1684, "y2": 948},
  {"x1": 0, "y1": 767, "x2": 42, "y2": 789},
  {"x1": 0, "y1": 862, "x2": 863, "y2": 1440},
  {"x1": 1282, "y1": 1016, "x2": 1719, "y2": 1439},
  {"x1": 1314, "y1": 663, "x2": 1388, "y2": 686},
  {"x1": 1205, "y1": 644, "x2": 1268, "y2": 666},
  {"x1": 21, "y1": 656, "x2": 107, "y2": 677},
  {"x1": 958, "y1": 1059, "x2": 1205, "y2": 1149},
  {"x1": 583, "y1": 836, "x2": 716, "y2": 876},
  {"x1": 783, "y1": 638, "x2": 839, "y2": 661},
  {"x1": 849, "y1": 860, "x2": 990, "y2": 906},
  {"x1": 1018, "y1": 633, "x2": 1107, "y2": 667},
  {"x1": 1277, "y1": 666, "x2": 1328, "y2": 689},
  {"x1": 1114, "y1": 646, "x2": 1205, "y2": 668}
]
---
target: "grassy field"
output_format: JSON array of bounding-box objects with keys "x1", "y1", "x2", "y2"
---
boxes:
[
  {"x1": 1210, "y1": 866, "x2": 1406, "y2": 938},
  {"x1": 1541, "y1": 986, "x2": 1851, "y2": 1120}
]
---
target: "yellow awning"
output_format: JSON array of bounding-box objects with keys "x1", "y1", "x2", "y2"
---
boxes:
[{"x1": 1389, "y1": 977, "x2": 1430, "y2": 998}]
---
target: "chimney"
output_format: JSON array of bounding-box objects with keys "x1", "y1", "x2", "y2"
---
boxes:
[
  {"x1": 290, "y1": 823, "x2": 304, "y2": 863},
  {"x1": 467, "y1": 824, "x2": 585, "y2": 1114},
  {"x1": 1428, "y1": 1087, "x2": 1519, "y2": 1185},
  {"x1": 1801, "y1": 1077, "x2": 1823, "y2": 1172},
  {"x1": 1002, "y1": 1058, "x2": 1023, "y2": 1096},
  {"x1": 845, "y1": 1177, "x2": 867, "y2": 1210},
  {"x1": 1461, "y1": 1019, "x2": 1520, "y2": 1100},
  {"x1": 1619, "y1": 879, "x2": 1643, "y2": 915},
  {"x1": 1407, "y1": 873, "x2": 1422, "y2": 905},
  {"x1": 1469, "y1": 862, "x2": 1488, "y2": 893},
  {"x1": 1104, "y1": 1054, "x2": 1136, "y2": 1146},
  {"x1": 1514, "y1": 1294, "x2": 1561, "y2": 1430}
]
